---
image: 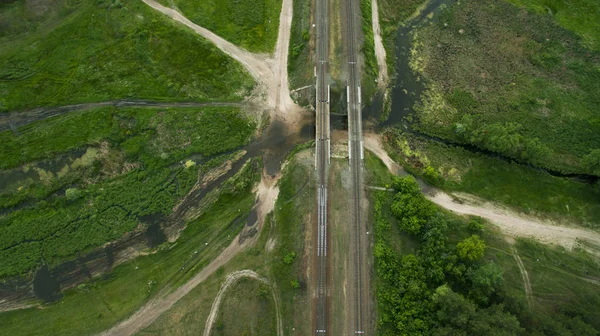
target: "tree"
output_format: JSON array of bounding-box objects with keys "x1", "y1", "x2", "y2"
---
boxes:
[
  {"x1": 432, "y1": 285, "x2": 523, "y2": 335},
  {"x1": 391, "y1": 193, "x2": 436, "y2": 235},
  {"x1": 456, "y1": 235, "x2": 485, "y2": 261},
  {"x1": 468, "y1": 263, "x2": 504, "y2": 304},
  {"x1": 390, "y1": 176, "x2": 436, "y2": 235}
]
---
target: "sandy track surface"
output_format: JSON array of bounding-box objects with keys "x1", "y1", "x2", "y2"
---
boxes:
[
  {"x1": 202, "y1": 270, "x2": 282, "y2": 336},
  {"x1": 371, "y1": 0, "x2": 388, "y2": 88},
  {"x1": 363, "y1": 133, "x2": 600, "y2": 252}
]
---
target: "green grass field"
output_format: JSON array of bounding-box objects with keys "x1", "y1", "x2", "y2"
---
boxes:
[
  {"x1": 409, "y1": 0, "x2": 600, "y2": 175},
  {"x1": 0, "y1": 158, "x2": 260, "y2": 335},
  {"x1": 213, "y1": 278, "x2": 278, "y2": 336},
  {"x1": 360, "y1": 0, "x2": 378, "y2": 100},
  {"x1": 385, "y1": 132, "x2": 600, "y2": 230},
  {"x1": 366, "y1": 153, "x2": 600, "y2": 335},
  {"x1": 507, "y1": 0, "x2": 600, "y2": 51},
  {"x1": 0, "y1": 0, "x2": 254, "y2": 112},
  {"x1": 0, "y1": 105, "x2": 256, "y2": 278},
  {"x1": 159, "y1": 0, "x2": 282, "y2": 53}
]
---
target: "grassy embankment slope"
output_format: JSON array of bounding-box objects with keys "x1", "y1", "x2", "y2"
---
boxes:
[
  {"x1": 0, "y1": 106, "x2": 256, "y2": 279},
  {"x1": 287, "y1": 0, "x2": 312, "y2": 97},
  {"x1": 139, "y1": 148, "x2": 314, "y2": 335},
  {"x1": 0, "y1": 0, "x2": 254, "y2": 112},
  {"x1": 157, "y1": 0, "x2": 282, "y2": 53},
  {"x1": 359, "y1": 0, "x2": 378, "y2": 101},
  {"x1": 366, "y1": 152, "x2": 600, "y2": 335},
  {"x1": 409, "y1": 0, "x2": 600, "y2": 175}
]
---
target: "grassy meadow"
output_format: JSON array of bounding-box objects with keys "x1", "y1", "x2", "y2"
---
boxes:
[
  {"x1": 408, "y1": 0, "x2": 600, "y2": 175},
  {"x1": 158, "y1": 0, "x2": 282, "y2": 53},
  {"x1": 0, "y1": 0, "x2": 254, "y2": 112},
  {"x1": 212, "y1": 278, "x2": 278, "y2": 336}
]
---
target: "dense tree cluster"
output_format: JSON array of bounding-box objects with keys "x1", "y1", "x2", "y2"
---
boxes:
[{"x1": 374, "y1": 176, "x2": 599, "y2": 335}]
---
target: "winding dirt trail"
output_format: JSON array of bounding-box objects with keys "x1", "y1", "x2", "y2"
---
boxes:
[
  {"x1": 371, "y1": 0, "x2": 388, "y2": 88},
  {"x1": 363, "y1": 133, "x2": 600, "y2": 252},
  {"x1": 202, "y1": 270, "x2": 282, "y2": 336}
]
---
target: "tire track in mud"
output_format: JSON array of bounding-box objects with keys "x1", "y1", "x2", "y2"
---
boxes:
[{"x1": 509, "y1": 243, "x2": 534, "y2": 309}]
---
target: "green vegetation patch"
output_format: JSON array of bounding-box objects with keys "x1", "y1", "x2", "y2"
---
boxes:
[
  {"x1": 507, "y1": 0, "x2": 600, "y2": 51},
  {"x1": 367, "y1": 158, "x2": 600, "y2": 335},
  {"x1": 385, "y1": 131, "x2": 600, "y2": 230},
  {"x1": 409, "y1": 0, "x2": 600, "y2": 175},
  {"x1": 0, "y1": 0, "x2": 254, "y2": 112},
  {"x1": 360, "y1": 0, "x2": 378, "y2": 99},
  {"x1": 162, "y1": 0, "x2": 282, "y2": 53},
  {"x1": 269, "y1": 152, "x2": 313, "y2": 335},
  {"x1": 0, "y1": 106, "x2": 255, "y2": 278},
  {"x1": 0, "y1": 159, "x2": 260, "y2": 335},
  {"x1": 288, "y1": 0, "x2": 312, "y2": 95}
]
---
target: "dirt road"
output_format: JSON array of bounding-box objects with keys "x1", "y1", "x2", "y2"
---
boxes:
[
  {"x1": 371, "y1": 0, "x2": 388, "y2": 87},
  {"x1": 0, "y1": 101, "x2": 244, "y2": 132},
  {"x1": 363, "y1": 133, "x2": 600, "y2": 252}
]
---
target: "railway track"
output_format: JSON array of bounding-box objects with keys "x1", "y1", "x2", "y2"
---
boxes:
[
  {"x1": 344, "y1": 0, "x2": 366, "y2": 334},
  {"x1": 314, "y1": 0, "x2": 330, "y2": 334}
]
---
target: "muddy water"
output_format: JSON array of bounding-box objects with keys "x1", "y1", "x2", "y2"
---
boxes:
[
  {"x1": 33, "y1": 266, "x2": 62, "y2": 303},
  {"x1": 368, "y1": 0, "x2": 454, "y2": 126}
]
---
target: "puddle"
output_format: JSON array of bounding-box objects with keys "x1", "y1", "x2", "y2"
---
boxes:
[{"x1": 33, "y1": 265, "x2": 62, "y2": 303}]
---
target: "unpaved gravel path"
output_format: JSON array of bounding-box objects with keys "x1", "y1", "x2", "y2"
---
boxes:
[
  {"x1": 371, "y1": 0, "x2": 388, "y2": 87},
  {"x1": 363, "y1": 133, "x2": 600, "y2": 252},
  {"x1": 202, "y1": 270, "x2": 282, "y2": 336}
]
